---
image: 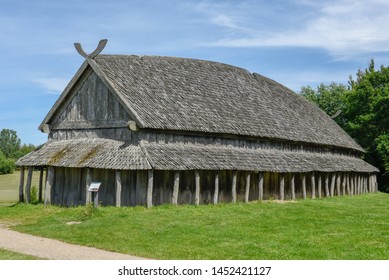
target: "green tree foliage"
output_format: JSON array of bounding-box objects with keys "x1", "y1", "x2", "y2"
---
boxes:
[
  {"x1": 0, "y1": 129, "x2": 21, "y2": 159},
  {"x1": 0, "y1": 150, "x2": 15, "y2": 175}
]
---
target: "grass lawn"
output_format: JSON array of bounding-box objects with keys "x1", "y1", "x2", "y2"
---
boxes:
[
  {"x1": 0, "y1": 248, "x2": 42, "y2": 260},
  {"x1": 0, "y1": 193, "x2": 388, "y2": 259},
  {"x1": 0, "y1": 171, "x2": 43, "y2": 205}
]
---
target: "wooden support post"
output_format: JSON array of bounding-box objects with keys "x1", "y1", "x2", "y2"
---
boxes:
[
  {"x1": 19, "y1": 167, "x2": 25, "y2": 202},
  {"x1": 330, "y1": 173, "x2": 336, "y2": 197},
  {"x1": 345, "y1": 173, "x2": 350, "y2": 195},
  {"x1": 38, "y1": 167, "x2": 44, "y2": 202},
  {"x1": 317, "y1": 173, "x2": 322, "y2": 198},
  {"x1": 324, "y1": 173, "x2": 330, "y2": 197},
  {"x1": 258, "y1": 172, "x2": 264, "y2": 200},
  {"x1": 213, "y1": 172, "x2": 219, "y2": 204},
  {"x1": 279, "y1": 173, "x2": 285, "y2": 201},
  {"x1": 25, "y1": 167, "x2": 33, "y2": 203},
  {"x1": 364, "y1": 176, "x2": 368, "y2": 193},
  {"x1": 85, "y1": 168, "x2": 92, "y2": 205},
  {"x1": 336, "y1": 172, "x2": 341, "y2": 196},
  {"x1": 245, "y1": 173, "x2": 251, "y2": 203},
  {"x1": 357, "y1": 174, "x2": 361, "y2": 194},
  {"x1": 290, "y1": 173, "x2": 295, "y2": 200},
  {"x1": 350, "y1": 174, "x2": 355, "y2": 195},
  {"x1": 195, "y1": 170, "x2": 200, "y2": 206},
  {"x1": 310, "y1": 172, "x2": 315, "y2": 199},
  {"x1": 173, "y1": 171, "x2": 180, "y2": 205},
  {"x1": 302, "y1": 173, "x2": 307, "y2": 199},
  {"x1": 232, "y1": 171, "x2": 237, "y2": 203},
  {"x1": 147, "y1": 169, "x2": 154, "y2": 208},
  {"x1": 44, "y1": 167, "x2": 54, "y2": 205},
  {"x1": 340, "y1": 173, "x2": 345, "y2": 195},
  {"x1": 115, "y1": 170, "x2": 122, "y2": 207}
]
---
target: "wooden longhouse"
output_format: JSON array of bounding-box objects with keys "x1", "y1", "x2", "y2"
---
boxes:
[{"x1": 16, "y1": 40, "x2": 379, "y2": 207}]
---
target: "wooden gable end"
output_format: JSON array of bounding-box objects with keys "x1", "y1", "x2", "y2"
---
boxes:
[{"x1": 51, "y1": 69, "x2": 132, "y2": 130}]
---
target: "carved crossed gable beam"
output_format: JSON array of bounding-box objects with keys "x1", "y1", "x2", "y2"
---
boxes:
[{"x1": 74, "y1": 39, "x2": 108, "y2": 59}]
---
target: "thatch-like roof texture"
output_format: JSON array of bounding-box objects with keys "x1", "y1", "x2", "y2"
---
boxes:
[{"x1": 94, "y1": 55, "x2": 363, "y2": 152}]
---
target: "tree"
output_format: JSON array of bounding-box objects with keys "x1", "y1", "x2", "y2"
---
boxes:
[
  {"x1": 0, "y1": 150, "x2": 15, "y2": 175},
  {"x1": 0, "y1": 129, "x2": 21, "y2": 159}
]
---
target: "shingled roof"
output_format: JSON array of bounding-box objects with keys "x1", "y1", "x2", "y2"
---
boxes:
[{"x1": 40, "y1": 54, "x2": 363, "y2": 153}]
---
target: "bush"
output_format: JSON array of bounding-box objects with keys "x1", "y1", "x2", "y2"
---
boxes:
[{"x1": 0, "y1": 151, "x2": 15, "y2": 175}]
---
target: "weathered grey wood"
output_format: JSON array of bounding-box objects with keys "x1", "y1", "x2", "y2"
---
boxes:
[
  {"x1": 18, "y1": 167, "x2": 25, "y2": 202},
  {"x1": 368, "y1": 174, "x2": 373, "y2": 193},
  {"x1": 310, "y1": 172, "x2": 315, "y2": 199},
  {"x1": 345, "y1": 173, "x2": 350, "y2": 195},
  {"x1": 25, "y1": 167, "x2": 33, "y2": 203},
  {"x1": 172, "y1": 171, "x2": 180, "y2": 205},
  {"x1": 258, "y1": 172, "x2": 264, "y2": 200},
  {"x1": 317, "y1": 173, "x2": 322, "y2": 198},
  {"x1": 279, "y1": 173, "x2": 285, "y2": 201},
  {"x1": 330, "y1": 173, "x2": 336, "y2": 197},
  {"x1": 195, "y1": 170, "x2": 200, "y2": 206},
  {"x1": 341, "y1": 173, "x2": 346, "y2": 196},
  {"x1": 350, "y1": 174, "x2": 355, "y2": 195},
  {"x1": 85, "y1": 168, "x2": 92, "y2": 205},
  {"x1": 232, "y1": 171, "x2": 237, "y2": 203},
  {"x1": 336, "y1": 172, "x2": 341, "y2": 196},
  {"x1": 147, "y1": 169, "x2": 154, "y2": 208},
  {"x1": 324, "y1": 173, "x2": 330, "y2": 197},
  {"x1": 213, "y1": 172, "x2": 219, "y2": 204},
  {"x1": 115, "y1": 170, "x2": 122, "y2": 207},
  {"x1": 301, "y1": 173, "x2": 306, "y2": 199},
  {"x1": 290, "y1": 173, "x2": 295, "y2": 200},
  {"x1": 44, "y1": 167, "x2": 54, "y2": 205},
  {"x1": 245, "y1": 173, "x2": 251, "y2": 203},
  {"x1": 38, "y1": 167, "x2": 44, "y2": 202}
]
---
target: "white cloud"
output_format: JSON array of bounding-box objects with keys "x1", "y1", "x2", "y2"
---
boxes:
[{"x1": 32, "y1": 77, "x2": 68, "y2": 94}]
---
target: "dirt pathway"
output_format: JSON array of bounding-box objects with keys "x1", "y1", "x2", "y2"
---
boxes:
[{"x1": 0, "y1": 226, "x2": 149, "y2": 260}]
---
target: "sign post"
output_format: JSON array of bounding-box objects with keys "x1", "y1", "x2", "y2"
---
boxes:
[{"x1": 88, "y1": 182, "x2": 101, "y2": 207}]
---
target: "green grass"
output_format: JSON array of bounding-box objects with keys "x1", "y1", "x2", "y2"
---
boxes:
[
  {"x1": 0, "y1": 193, "x2": 388, "y2": 259},
  {"x1": 0, "y1": 248, "x2": 42, "y2": 260},
  {"x1": 0, "y1": 170, "x2": 43, "y2": 205}
]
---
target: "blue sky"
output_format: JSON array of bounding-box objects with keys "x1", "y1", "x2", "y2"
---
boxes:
[{"x1": 1, "y1": 0, "x2": 389, "y2": 145}]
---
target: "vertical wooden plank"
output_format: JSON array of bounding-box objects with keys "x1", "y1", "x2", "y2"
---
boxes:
[
  {"x1": 290, "y1": 173, "x2": 295, "y2": 200},
  {"x1": 25, "y1": 167, "x2": 33, "y2": 203},
  {"x1": 330, "y1": 173, "x2": 336, "y2": 197},
  {"x1": 310, "y1": 172, "x2": 316, "y2": 199},
  {"x1": 341, "y1": 173, "x2": 346, "y2": 196},
  {"x1": 38, "y1": 167, "x2": 44, "y2": 203},
  {"x1": 324, "y1": 173, "x2": 330, "y2": 197},
  {"x1": 301, "y1": 173, "x2": 306, "y2": 199},
  {"x1": 336, "y1": 172, "x2": 341, "y2": 196},
  {"x1": 115, "y1": 170, "x2": 122, "y2": 207},
  {"x1": 317, "y1": 173, "x2": 322, "y2": 198},
  {"x1": 85, "y1": 168, "x2": 92, "y2": 205},
  {"x1": 44, "y1": 167, "x2": 54, "y2": 205},
  {"x1": 195, "y1": 170, "x2": 200, "y2": 206},
  {"x1": 345, "y1": 173, "x2": 350, "y2": 195},
  {"x1": 232, "y1": 171, "x2": 237, "y2": 203},
  {"x1": 147, "y1": 169, "x2": 154, "y2": 208},
  {"x1": 350, "y1": 173, "x2": 355, "y2": 195},
  {"x1": 279, "y1": 173, "x2": 285, "y2": 201},
  {"x1": 18, "y1": 167, "x2": 25, "y2": 203},
  {"x1": 245, "y1": 173, "x2": 251, "y2": 203},
  {"x1": 213, "y1": 172, "x2": 219, "y2": 204},
  {"x1": 258, "y1": 172, "x2": 264, "y2": 200},
  {"x1": 172, "y1": 171, "x2": 180, "y2": 205}
]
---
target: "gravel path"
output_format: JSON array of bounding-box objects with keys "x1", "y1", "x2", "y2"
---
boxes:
[{"x1": 0, "y1": 226, "x2": 148, "y2": 260}]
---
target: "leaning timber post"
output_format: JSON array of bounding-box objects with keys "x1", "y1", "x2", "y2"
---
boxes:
[
  {"x1": 44, "y1": 166, "x2": 54, "y2": 205},
  {"x1": 301, "y1": 173, "x2": 307, "y2": 199},
  {"x1": 350, "y1": 173, "x2": 355, "y2": 196},
  {"x1": 368, "y1": 174, "x2": 372, "y2": 193},
  {"x1": 357, "y1": 174, "x2": 362, "y2": 194},
  {"x1": 290, "y1": 173, "x2": 295, "y2": 200},
  {"x1": 195, "y1": 170, "x2": 200, "y2": 206},
  {"x1": 245, "y1": 173, "x2": 251, "y2": 203},
  {"x1": 364, "y1": 175, "x2": 368, "y2": 193},
  {"x1": 25, "y1": 167, "x2": 33, "y2": 203},
  {"x1": 279, "y1": 173, "x2": 285, "y2": 201},
  {"x1": 19, "y1": 166, "x2": 25, "y2": 202},
  {"x1": 310, "y1": 172, "x2": 316, "y2": 199},
  {"x1": 341, "y1": 173, "x2": 346, "y2": 196},
  {"x1": 115, "y1": 170, "x2": 122, "y2": 207},
  {"x1": 213, "y1": 172, "x2": 219, "y2": 204},
  {"x1": 345, "y1": 173, "x2": 350, "y2": 195},
  {"x1": 258, "y1": 172, "x2": 264, "y2": 200},
  {"x1": 317, "y1": 173, "x2": 322, "y2": 198},
  {"x1": 232, "y1": 171, "x2": 237, "y2": 203},
  {"x1": 330, "y1": 173, "x2": 336, "y2": 197},
  {"x1": 85, "y1": 168, "x2": 92, "y2": 205},
  {"x1": 336, "y1": 172, "x2": 341, "y2": 196},
  {"x1": 172, "y1": 171, "x2": 180, "y2": 205},
  {"x1": 38, "y1": 167, "x2": 44, "y2": 202},
  {"x1": 147, "y1": 169, "x2": 154, "y2": 208},
  {"x1": 324, "y1": 173, "x2": 330, "y2": 197}
]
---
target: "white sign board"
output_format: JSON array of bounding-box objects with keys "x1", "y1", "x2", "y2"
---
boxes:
[{"x1": 88, "y1": 182, "x2": 101, "y2": 192}]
